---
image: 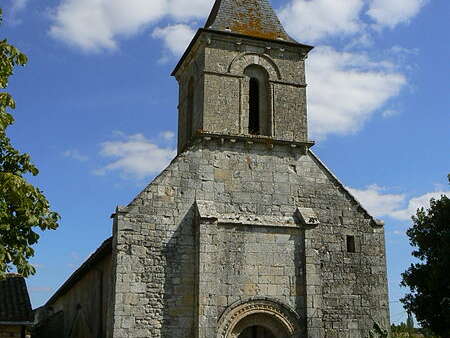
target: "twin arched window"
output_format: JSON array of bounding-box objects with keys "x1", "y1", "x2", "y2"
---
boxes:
[{"x1": 244, "y1": 65, "x2": 271, "y2": 136}]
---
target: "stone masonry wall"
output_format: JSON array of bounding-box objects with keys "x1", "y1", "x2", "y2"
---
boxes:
[
  {"x1": 110, "y1": 139, "x2": 389, "y2": 338},
  {"x1": 216, "y1": 225, "x2": 305, "y2": 314}
]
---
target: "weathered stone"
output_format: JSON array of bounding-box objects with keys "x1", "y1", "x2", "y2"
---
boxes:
[{"x1": 34, "y1": 0, "x2": 390, "y2": 337}]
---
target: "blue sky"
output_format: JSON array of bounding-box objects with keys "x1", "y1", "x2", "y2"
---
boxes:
[{"x1": 2, "y1": 0, "x2": 449, "y2": 324}]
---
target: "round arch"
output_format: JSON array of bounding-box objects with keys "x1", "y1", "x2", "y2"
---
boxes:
[
  {"x1": 217, "y1": 298, "x2": 301, "y2": 338},
  {"x1": 227, "y1": 53, "x2": 282, "y2": 80}
]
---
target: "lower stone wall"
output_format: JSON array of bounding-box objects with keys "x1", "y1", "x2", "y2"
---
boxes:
[{"x1": 216, "y1": 224, "x2": 305, "y2": 316}]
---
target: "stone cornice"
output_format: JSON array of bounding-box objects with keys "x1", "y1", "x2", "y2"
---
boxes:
[{"x1": 196, "y1": 131, "x2": 315, "y2": 154}]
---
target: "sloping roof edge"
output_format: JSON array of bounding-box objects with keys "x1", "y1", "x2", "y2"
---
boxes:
[
  {"x1": 309, "y1": 151, "x2": 384, "y2": 228},
  {"x1": 204, "y1": 0, "x2": 222, "y2": 29},
  {"x1": 45, "y1": 237, "x2": 112, "y2": 306}
]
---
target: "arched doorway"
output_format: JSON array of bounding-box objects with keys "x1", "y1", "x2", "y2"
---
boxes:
[
  {"x1": 217, "y1": 298, "x2": 301, "y2": 338},
  {"x1": 230, "y1": 312, "x2": 291, "y2": 338}
]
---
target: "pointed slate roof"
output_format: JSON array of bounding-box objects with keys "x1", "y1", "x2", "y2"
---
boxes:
[{"x1": 204, "y1": 0, "x2": 296, "y2": 42}]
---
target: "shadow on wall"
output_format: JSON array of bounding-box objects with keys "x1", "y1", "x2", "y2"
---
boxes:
[
  {"x1": 32, "y1": 310, "x2": 64, "y2": 338},
  {"x1": 161, "y1": 205, "x2": 197, "y2": 338}
]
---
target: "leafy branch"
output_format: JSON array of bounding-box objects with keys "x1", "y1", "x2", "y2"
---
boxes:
[{"x1": 0, "y1": 8, "x2": 59, "y2": 278}]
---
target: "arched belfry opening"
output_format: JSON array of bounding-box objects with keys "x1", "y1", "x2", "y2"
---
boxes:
[{"x1": 244, "y1": 65, "x2": 271, "y2": 136}]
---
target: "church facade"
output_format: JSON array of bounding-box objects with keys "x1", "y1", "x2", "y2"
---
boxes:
[{"x1": 35, "y1": 0, "x2": 390, "y2": 337}]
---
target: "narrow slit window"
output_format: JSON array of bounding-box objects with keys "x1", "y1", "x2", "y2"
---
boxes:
[
  {"x1": 249, "y1": 77, "x2": 260, "y2": 135},
  {"x1": 186, "y1": 78, "x2": 194, "y2": 142},
  {"x1": 347, "y1": 235, "x2": 356, "y2": 253}
]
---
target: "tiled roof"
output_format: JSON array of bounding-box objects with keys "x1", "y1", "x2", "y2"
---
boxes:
[
  {"x1": 0, "y1": 274, "x2": 33, "y2": 323},
  {"x1": 204, "y1": 0, "x2": 296, "y2": 42}
]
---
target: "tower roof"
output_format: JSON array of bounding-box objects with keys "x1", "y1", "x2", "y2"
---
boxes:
[{"x1": 204, "y1": 0, "x2": 296, "y2": 43}]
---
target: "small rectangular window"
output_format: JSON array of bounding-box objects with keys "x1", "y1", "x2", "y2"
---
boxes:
[{"x1": 347, "y1": 235, "x2": 356, "y2": 253}]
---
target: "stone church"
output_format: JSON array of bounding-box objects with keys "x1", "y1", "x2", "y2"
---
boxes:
[{"x1": 34, "y1": 0, "x2": 390, "y2": 337}]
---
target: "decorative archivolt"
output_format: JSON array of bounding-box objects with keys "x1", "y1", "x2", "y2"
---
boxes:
[
  {"x1": 217, "y1": 298, "x2": 301, "y2": 338},
  {"x1": 228, "y1": 52, "x2": 282, "y2": 81}
]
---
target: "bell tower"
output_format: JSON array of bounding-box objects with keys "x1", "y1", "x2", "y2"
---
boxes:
[{"x1": 172, "y1": 0, "x2": 314, "y2": 153}]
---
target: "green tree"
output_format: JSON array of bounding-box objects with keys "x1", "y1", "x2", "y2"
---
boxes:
[
  {"x1": 0, "y1": 9, "x2": 59, "y2": 278},
  {"x1": 400, "y1": 175, "x2": 450, "y2": 337}
]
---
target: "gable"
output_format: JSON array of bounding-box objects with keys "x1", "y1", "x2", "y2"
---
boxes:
[{"x1": 309, "y1": 150, "x2": 384, "y2": 228}]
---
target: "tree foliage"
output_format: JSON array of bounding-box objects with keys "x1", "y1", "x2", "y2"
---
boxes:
[
  {"x1": 0, "y1": 9, "x2": 59, "y2": 278},
  {"x1": 400, "y1": 175, "x2": 450, "y2": 337},
  {"x1": 391, "y1": 322, "x2": 440, "y2": 338}
]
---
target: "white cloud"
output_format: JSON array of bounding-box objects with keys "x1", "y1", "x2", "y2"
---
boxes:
[
  {"x1": 347, "y1": 185, "x2": 450, "y2": 221},
  {"x1": 389, "y1": 192, "x2": 450, "y2": 221},
  {"x1": 279, "y1": 0, "x2": 365, "y2": 43},
  {"x1": 63, "y1": 149, "x2": 88, "y2": 162},
  {"x1": 367, "y1": 0, "x2": 427, "y2": 29},
  {"x1": 95, "y1": 133, "x2": 176, "y2": 179},
  {"x1": 389, "y1": 45, "x2": 419, "y2": 56},
  {"x1": 160, "y1": 131, "x2": 176, "y2": 141},
  {"x1": 279, "y1": 0, "x2": 429, "y2": 43},
  {"x1": 347, "y1": 185, "x2": 405, "y2": 218},
  {"x1": 307, "y1": 46, "x2": 406, "y2": 139},
  {"x1": 152, "y1": 24, "x2": 196, "y2": 57},
  {"x1": 49, "y1": 0, "x2": 167, "y2": 51},
  {"x1": 382, "y1": 109, "x2": 399, "y2": 118},
  {"x1": 167, "y1": 0, "x2": 212, "y2": 20},
  {"x1": 49, "y1": 0, "x2": 211, "y2": 52}
]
